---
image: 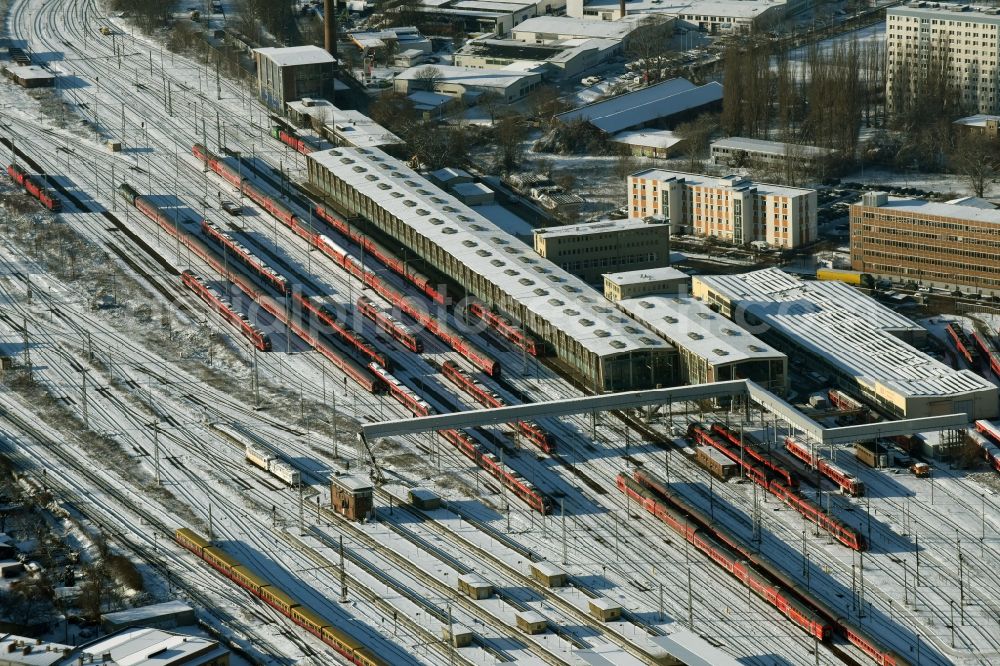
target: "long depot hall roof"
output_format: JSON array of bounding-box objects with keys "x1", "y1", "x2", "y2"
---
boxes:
[{"x1": 308, "y1": 147, "x2": 672, "y2": 359}]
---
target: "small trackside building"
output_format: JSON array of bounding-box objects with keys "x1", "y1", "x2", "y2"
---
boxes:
[
  {"x1": 692, "y1": 268, "x2": 999, "y2": 420},
  {"x1": 330, "y1": 474, "x2": 374, "y2": 521},
  {"x1": 307, "y1": 146, "x2": 675, "y2": 392},
  {"x1": 254, "y1": 46, "x2": 337, "y2": 112}
]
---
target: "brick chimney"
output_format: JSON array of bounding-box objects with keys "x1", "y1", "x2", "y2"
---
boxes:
[
  {"x1": 324, "y1": 0, "x2": 337, "y2": 58},
  {"x1": 619, "y1": 0, "x2": 625, "y2": 18}
]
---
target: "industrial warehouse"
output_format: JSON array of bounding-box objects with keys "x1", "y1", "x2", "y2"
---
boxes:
[
  {"x1": 307, "y1": 146, "x2": 674, "y2": 391},
  {"x1": 692, "y1": 268, "x2": 999, "y2": 419}
]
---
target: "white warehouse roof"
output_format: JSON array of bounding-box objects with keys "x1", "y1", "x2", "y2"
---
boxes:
[
  {"x1": 711, "y1": 136, "x2": 835, "y2": 158},
  {"x1": 396, "y1": 63, "x2": 539, "y2": 89},
  {"x1": 512, "y1": 15, "x2": 645, "y2": 40},
  {"x1": 693, "y1": 268, "x2": 994, "y2": 400},
  {"x1": 617, "y1": 294, "x2": 785, "y2": 367},
  {"x1": 309, "y1": 147, "x2": 671, "y2": 359},
  {"x1": 533, "y1": 217, "x2": 665, "y2": 238},
  {"x1": 254, "y1": 45, "x2": 336, "y2": 67},
  {"x1": 556, "y1": 78, "x2": 723, "y2": 134}
]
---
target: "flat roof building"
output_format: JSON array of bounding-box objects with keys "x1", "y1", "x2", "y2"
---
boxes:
[
  {"x1": 628, "y1": 170, "x2": 817, "y2": 248},
  {"x1": 394, "y1": 64, "x2": 543, "y2": 104},
  {"x1": 710, "y1": 137, "x2": 836, "y2": 170},
  {"x1": 285, "y1": 99, "x2": 403, "y2": 150},
  {"x1": 533, "y1": 218, "x2": 670, "y2": 283},
  {"x1": 692, "y1": 268, "x2": 998, "y2": 419},
  {"x1": 0, "y1": 629, "x2": 229, "y2": 666},
  {"x1": 308, "y1": 146, "x2": 675, "y2": 391},
  {"x1": 348, "y1": 26, "x2": 432, "y2": 53},
  {"x1": 415, "y1": 0, "x2": 559, "y2": 36},
  {"x1": 887, "y1": 3, "x2": 1000, "y2": 114},
  {"x1": 954, "y1": 114, "x2": 1000, "y2": 138},
  {"x1": 454, "y1": 36, "x2": 621, "y2": 79},
  {"x1": 850, "y1": 191, "x2": 1000, "y2": 296},
  {"x1": 511, "y1": 15, "x2": 648, "y2": 43},
  {"x1": 617, "y1": 294, "x2": 788, "y2": 393},
  {"x1": 603, "y1": 266, "x2": 689, "y2": 301},
  {"x1": 565, "y1": 0, "x2": 797, "y2": 33},
  {"x1": 102, "y1": 601, "x2": 196, "y2": 632},
  {"x1": 254, "y1": 46, "x2": 337, "y2": 112},
  {"x1": 611, "y1": 129, "x2": 686, "y2": 159},
  {"x1": 556, "y1": 78, "x2": 723, "y2": 135}
]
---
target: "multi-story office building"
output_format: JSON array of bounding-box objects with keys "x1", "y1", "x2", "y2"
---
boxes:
[
  {"x1": 254, "y1": 46, "x2": 337, "y2": 112},
  {"x1": 850, "y1": 191, "x2": 1000, "y2": 296},
  {"x1": 886, "y1": 4, "x2": 1000, "y2": 114},
  {"x1": 627, "y1": 170, "x2": 817, "y2": 248},
  {"x1": 533, "y1": 218, "x2": 670, "y2": 283}
]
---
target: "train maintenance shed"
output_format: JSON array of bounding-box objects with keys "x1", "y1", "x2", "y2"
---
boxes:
[
  {"x1": 692, "y1": 268, "x2": 998, "y2": 419},
  {"x1": 616, "y1": 294, "x2": 787, "y2": 394},
  {"x1": 307, "y1": 146, "x2": 675, "y2": 391}
]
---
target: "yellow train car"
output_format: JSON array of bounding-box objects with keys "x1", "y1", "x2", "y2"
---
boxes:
[
  {"x1": 202, "y1": 546, "x2": 241, "y2": 576},
  {"x1": 175, "y1": 528, "x2": 209, "y2": 556},
  {"x1": 815, "y1": 268, "x2": 874, "y2": 289},
  {"x1": 230, "y1": 565, "x2": 269, "y2": 596},
  {"x1": 322, "y1": 624, "x2": 365, "y2": 655},
  {"x1": 291, "y1": 605, "x2": 330, "y2": 638},
  {"x1": 259, "y1": 585, "x2": 298, "y2": 616},
  {"x1": 354, "y1": 646, "x2": 391, "y2": 666}
]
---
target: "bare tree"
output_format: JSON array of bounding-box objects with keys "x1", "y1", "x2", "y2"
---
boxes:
[
  {"x1": 412, "y1": 65, "x2": 443, "y2": 92},
  {"x1": 952, "y1": 132, "x2": 1000, "y2": 197},
  {"x1": 674, "y1": 113, "x2": 719, "y2": 171},
  {"x1": 495, "y1": 113, "x2": 528, "y2": 173},
  {"x1": 479, "y1": 90, "x2": 504, "y2": 125},
  {"x1": 625, "y1": 16, "x2": 674, "y2": 83}
]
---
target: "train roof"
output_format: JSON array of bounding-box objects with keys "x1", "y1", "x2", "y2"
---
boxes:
[
  {"x1": 231, "y1": 565, "x2": 271, "y2": 590},
  {"x1": 175, "y1": 527, "x2": 210, "y2": 550},
  {"x1": 694, "y1": 269, "x2": 996, "y2": 402},
  {"x1": 308, "y1": 147, "x2": 672, "y2": 360},
  {"x1": 202, "y1": 546, "x2": 241, "y2": 570}
]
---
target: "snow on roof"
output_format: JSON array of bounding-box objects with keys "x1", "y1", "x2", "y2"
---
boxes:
[
  {"x1": 588, "y1": 596, "x2": 622, "y2": 611},
  {"x1": 0, "y1": 635, "x2": 69, "y2": 666},
  {"x1": 531, "y1": 561, "x2": 566, "y2": 576},
  {"x1": 711, "y1": 136, "x2": 835, "y2": 158},
  {"x1": 860, "y1": 195, "x2": 1000, "y2": 226},
  {"x1": 954, "y1": 113, "x2": 1000, "y2": 127},
  {"x1": 618, "y1": 294, "x2": 785, "y2": 367},
  {"x1": 309, "y1": 147, "x2": 670, "y2": 359},
  {"x1": 556, "y1": 78, "x2": 722, "y2": 134},
  {"x1": 533, "y1": 217, "x2": 665, "y2": 238},
  {"x1": 891, "y1": 2, "x2": 1000, "y2": 22},
  {"x1": 79, "y1": 628, "x2": 228, "y2": 665},
  {"x1": 581, "y1": 0, "x2": 787, "y2": 19},
  {"x1": 407, "y1": 90, "x2": 453, "y2": 108},
  {"x1": 430, "y1": 167, "x2": 473, "y2": 183},
  {"x1": 604, "y1": 266, "x2": 688, "y2": 286},
  {"x1": 452, "y1": 181, "x2": 493, "y2": 197},
  {"x1": 699, "y1": 445, "x2": 735, "y2": 466},
  {"x1": 254, "y1": 45, "x2": 335, "y2": 67},
  {"x1": 458, "y1": 572, "x2": 492, "y2": 586},
  {"x1": 945, "y1": 196, "x2": 997, "y2": 210},
  {"x1": 693, "y1": 268, "x2": 995, "y2": 399},
  {"x1": 651, "y1": 628, "x2": 745, "y2": 666},
  {"x1": 631, "y1": 168, "x2": 814, "y2": 199},
  {"x1": 7, "y1": 65, "x2": 54, "y2": 81},
  {"x1": 512, "y1": 15, "x2": 644, "y2": 39},
  {"x1": 102, "y1": 601, "x2": 193, "y2": 625},
  {"x1": 397, "y1": 64, "x2": 539, "y2": 88},
  {"x1": 332, "y1": 474, "x2": 373, "y2": 491},
  {"x1": 611, "y1": 129, "x2": 685, "y2": 150}
]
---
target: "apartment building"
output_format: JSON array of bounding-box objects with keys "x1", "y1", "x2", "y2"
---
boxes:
[
  {"x1": 850, "y1": 191, "x2": 1000, "y2": 296},
  {"x1": 886, "y1": 3, "x2": 1000, "y2": 114},
  {"x1": 627, "y1": 170, "x2": 817, "y2": 248},
  {"x1": 533, "y1": 218, "x2": 670, "y2": 283}
]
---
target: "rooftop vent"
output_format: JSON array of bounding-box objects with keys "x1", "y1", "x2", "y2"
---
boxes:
[
  {"x1": 470, "y1": 223, "x2": 488, "y2": 231},
  {"x1": 416, "y1": 208, "x2": 430, "y2": 215},
  {"x1": 429, "y1": 217, "x2": 444, "y2": 225},
  {"x1": 442, "y1": 227, "x2": 457, "y2": 234},
  {"x1": 609, "y1": 340, "x2": 626, "y2": 349},
  {"x1": 476, "y1": 249, "x2": 490, "y2": 257},
  {"x1": 518, "y1": 278, "x2": 535, "y2": 286},
  {"x1": 722, "y1": 327, "x2": 740, "y2": 336},
  {"x1": 491, "y1": 259, "x2": 504, "y2": 267},
  {"x1": 390, "y1": 191, "x2": 404, "y2": 198},
  {"x1": 563, "y1": 308, "x2": 580, "y2": 316},
  {"x1": 444, "y1": 205, "x2": 459, "y2": 213},
  {"x1": 625, "y1": 325, "x2": 643, "y2": 335},
  {"x1": 640, "y1": 336, "x2": 659, "y2": 345},
  {"x1": 365, "y1": 174, "x2": 378, "y2": 181},
  {"x1": 533, "y1": 288, "x2": 549, "y2": 296},
  {"x1": 748, "y1": 344, "x2": 767, "y2": 353},
  {"x1": 688, "y1": 332, "x2": 703, "y2": 340},
  {"x1": 352, "y1": 165, "x2": 366, "y2": 173},
  {"x1": 548, "y1": 298, "x2": 565, "y2": 306},
  {"x1": 594, "y1": 329, "x2": 610, "y2": 337},
  {"x1": 339, "y1": 157, "x2": 354, "y2": 164},
  {"x1": 505, "y1": 269, "x2": 518, "y2": 276},
  {"x1": 403, "y1": 199, "x2": 416, "y2": 207},
  {"x1": 580, "y1": 318, "x2": 595, "y2": 327},
  {"x1": 462, "y1": 240, "x2": 477, "y2": 247},
  {"x1": 431, "y1": 197, "x2": 447, "y2": 204},
  {"x1": 713, "y1": 349, "x2": 729, "y2": 356},
  {"x1": 377, "y1": 183, "x2": 391, "y2": 190},
  {"x1": 639, "y1": 301, "x2": 654, "y2": 309},
  {"x1": 696, "y1": 312, "x2": 713, "y2": 320}
]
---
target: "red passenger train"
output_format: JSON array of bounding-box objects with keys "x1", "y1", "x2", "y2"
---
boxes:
[
  {"x1": 357, "y1": 295, "x2": 423, "y2": 353},
  {"x1": 118, "y1": 182, "x2": 385, "y2": 395},
  {"x1": 688, "y1": 423, "x2": 865, "y2": 551},
  {"x1": 946, "y1": 322, "x2": 979, "y2": 367},
  {"x1": 440, "y1": 360, "x2": 554, "y2": 453},
  {"x1": 7, "y1": 164, "x2": 61, "y2": 211},
  {"x1": 710, "y1": 422, "x2": 798, "y2": 489},
  {"x1": 271, "y1": 126, "x2": 322, "y2": 155},
  {"x1": 784, "y1": 436, "x2": 865, "y2": 497},
  {"x1": 466, "y1": 301, "x2": 546, "y2": 356},
  {"x1": 298, "y1": 294, "x2": 391, "y2": 369},
  {"x1": 200, "y1": 219, "x2": 289, "y2": 295},
  {"x1": 437, "y1": 428, "x2": 551, "y2": 514},
  {"x1": 181, "y1": 270, "x2": 271, "y2": 351},
  {"x1": 973, "y1": 421, "x2": 1000, "y2": 473},
  {"x1": 617, "y1": 472, "x2": 832, "y2": 640},
  {"x1": 973, "y1": 330, "x2": 1000, "y2": 379},
  {"x1": 368, "y1": 362, "x2": 433, "y2": 417}
]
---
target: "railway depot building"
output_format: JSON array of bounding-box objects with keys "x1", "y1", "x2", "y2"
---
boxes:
[
  {"x1": 532, "y1": 218, "x2": 670, "y2": 283},
  {"x1": 849, "y1": 191, "x2": 1000, "y2": 296},
  {"x1": 254, "y1": 46, "x2": 337, "y2": 112},
  {"x1": 615, "y1": 294, "x2": 788, "y2": 393},
  {"x1": 692, "y1": 268, "x2": 998, "y2": 420},
  {"x1": 307, "y1": 147, "x2": 675, "y2": 391},
  {"x1": 628, "y1": 170, "x2": 817, "y2": 249}
]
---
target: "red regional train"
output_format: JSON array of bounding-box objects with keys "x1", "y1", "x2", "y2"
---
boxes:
[
  {"x1": 297, "y1": 293, "x2": 391, "y2": 370},
  {"x1": 784, "y1": 436, "x2": 865, "y2": 497},
  {"x1": 688, "y1": 423, "x2": 865, "y2": 551},
  {"x1": 710, "y1": 422, "x2": 798, "y2": 489},
  {"x1": 972, "y1": 329, "x2": 1000, "y2": 379},
  {"x1": 357, "y1": 295, "x2": 423, "y2": 353},
  {"x1": 7, "y1": 163, "x2": 61, "y2": 211},
  {"x1": 617, "y1": 472, "x2": 832, "y2": 640},
  {"x1": 973, "y1": 420, "x2": 1000, "y2": 473},
  {"x1": 437, "y1": 428, "x2": 551, "y2": 513},
  {"x1": 627, "y1": 469, "x2": 906, "y2": 666},
  {"x1": 271, "y1": 126, "x2": 323, "y2": 155},
  {"x1": 200, "y1": 219, "x2": 289, "y2": 295},
  {"x1": 369, "y1": 362, "x2": 433, "y2": 417},
  {"x1": 118, "y1": 182, "x2": 385, "y2": 394},
  {"x1": 465, "y1": 301, "x2": 546, "y2": 357},
  {"x1": 191, "y1": 144, "x2": 500, "y2": 376},
  {"x1": 175, "y1": 528, "x2": 387, "y2": 666},
  {"x1": 440, "y1": 360, "x2": 554, "y2": 453},
  {"x1": 946, "y1": 322, "x2": 980, "y2": 367},
  {"x1": 181, "y1": 270, "x2": 271, "y2": 351}
]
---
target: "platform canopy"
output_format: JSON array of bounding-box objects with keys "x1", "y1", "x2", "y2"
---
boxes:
[{"x1": 359, "y1": 379, "x2": 969, "y2": 445}]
